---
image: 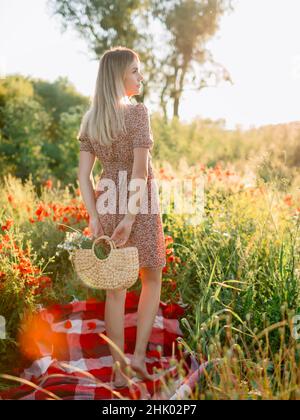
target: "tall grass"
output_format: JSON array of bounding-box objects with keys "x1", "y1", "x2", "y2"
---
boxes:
[{"x1": 0, "y1": 155, "x2": 299, "y2": 398}]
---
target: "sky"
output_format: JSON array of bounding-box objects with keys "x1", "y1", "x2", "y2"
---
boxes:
[{"x1": 1, "y1": 0, "x2": 300, "y2": 130}]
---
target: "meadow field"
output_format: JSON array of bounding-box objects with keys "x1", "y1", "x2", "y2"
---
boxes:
[
  {"x1": 1, "y1": 0, "x2": 300, "y2": 398},
  {"x1": 0, "y1": 118, "x2": 299, "y2": 398}
]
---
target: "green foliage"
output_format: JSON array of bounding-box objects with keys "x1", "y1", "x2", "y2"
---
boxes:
[
  {"x1": 1, "y1": 74, "x2": 300, "y2": 195},
  {"x1": 0, "y1": 163, "x2": 299, "y2": 397},
  {"x1": 0, "y1": 75, "x2": 89, "y2": 188}
]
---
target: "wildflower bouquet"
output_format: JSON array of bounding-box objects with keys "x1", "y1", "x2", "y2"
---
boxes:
[{"x1": 56, "y1": 225, "x2": 108, "y2": 260}]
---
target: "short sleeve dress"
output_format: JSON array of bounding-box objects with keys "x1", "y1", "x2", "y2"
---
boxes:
[{"x1": 78, "y1": 103, "x2": 166, "y2": 269}]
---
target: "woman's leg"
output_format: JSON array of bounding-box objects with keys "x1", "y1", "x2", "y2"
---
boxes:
[
  {"x1": 131, "y1": 267, "x2": 162, "y2": 378},
  {"x1": 104, "y1": 288, "x2": 128, "y2": 380}
]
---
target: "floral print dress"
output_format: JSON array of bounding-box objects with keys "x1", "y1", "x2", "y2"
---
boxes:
[{"x1": 78, "y1": 103, "x2": 166, "y2": 269}]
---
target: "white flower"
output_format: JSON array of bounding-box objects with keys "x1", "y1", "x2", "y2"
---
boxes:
[{"x1": 56, "y1": 230, "x2": 91, "y2": 256}]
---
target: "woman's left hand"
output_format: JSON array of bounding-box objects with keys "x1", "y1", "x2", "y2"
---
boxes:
[{"x1": 89, "y1": 215, "x2": 104, "y2": 239}]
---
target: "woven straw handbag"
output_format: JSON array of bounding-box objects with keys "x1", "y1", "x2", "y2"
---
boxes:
[{"x1": 71, "y1": 235, "x2": 139, "y2": 290}]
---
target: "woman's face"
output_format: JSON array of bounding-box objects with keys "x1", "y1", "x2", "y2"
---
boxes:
[{"x1": 124, "y1": 58, "x2": 144, "y2": 97}]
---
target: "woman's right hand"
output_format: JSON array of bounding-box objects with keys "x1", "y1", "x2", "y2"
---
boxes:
[
  {"x1": 89, "y1": 215, "x2": 104, "y2": 239},
  {"x1": 110, "y1": 216, "x2": 135, "y2": 247}
]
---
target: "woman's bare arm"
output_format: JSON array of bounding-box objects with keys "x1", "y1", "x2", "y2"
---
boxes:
[{"x1": 77, "y1": 151, "x2": 98, "y2": 220}]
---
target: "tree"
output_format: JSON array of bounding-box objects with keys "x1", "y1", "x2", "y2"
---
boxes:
[
  {"x1": 47, "y1": 0, "x2": 234, "y2": 119},
  {"x1": 151, "y1": 0, "x2": 234, "y2": 118},
  {"x1": 0, "y1": 74, "x2": 91, "y2": 187},
  {"x1": 47, "y1": 0, "x2": 157, "y2": 104},
  {"x1": 0, "y1": 75, "x2": 52, "y2": 183},
  {"x1": 33, "y1": 76, "x2": 89, "y2": 140}
]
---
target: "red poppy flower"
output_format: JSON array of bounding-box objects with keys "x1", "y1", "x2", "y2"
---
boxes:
[
  {"x1": 1, "y1": 219, "x2": 14, "y2": 231},
  {"x1": 44, "y1": 179, "x2": 53, "y2": 190},
  {"x1": 167, "y1": 255, "x2": 175, "y2": 263},
  {"x1": 284, "y1": 194, "x2": 293, "y2": 206}
]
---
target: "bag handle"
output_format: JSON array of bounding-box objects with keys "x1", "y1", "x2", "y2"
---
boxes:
[{"x1": 92, "y1": 235, "x2": 117, "y2": 257}]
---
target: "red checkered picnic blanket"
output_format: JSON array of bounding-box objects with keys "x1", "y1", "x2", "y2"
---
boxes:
[{"x1": 0, "y1": 290, "x2": 203, "y2": 400}]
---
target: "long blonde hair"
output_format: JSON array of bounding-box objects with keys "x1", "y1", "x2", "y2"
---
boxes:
[{"x1": 77, "y1": 46, "x2": 140, "y2": 147}]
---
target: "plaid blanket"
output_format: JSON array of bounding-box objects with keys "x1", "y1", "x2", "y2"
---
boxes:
[{"x1": 0, "y1": 290, "x2": 204, "y2": 400}]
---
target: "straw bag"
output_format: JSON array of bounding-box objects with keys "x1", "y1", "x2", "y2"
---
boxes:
[{"x1": 71, "y1": 235, "x2": 139, "y2": 290}]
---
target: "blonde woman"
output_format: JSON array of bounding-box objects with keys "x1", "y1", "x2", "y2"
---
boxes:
[{"x1": 77, "y1": 46, "x2": 166, "y2": 388}]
